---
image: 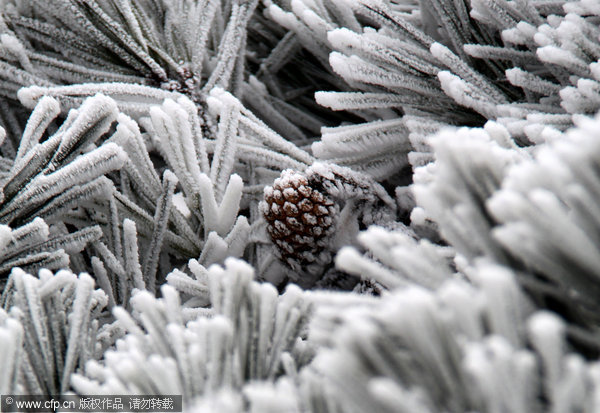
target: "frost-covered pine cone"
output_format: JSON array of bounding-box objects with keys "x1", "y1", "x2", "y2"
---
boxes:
[
  {"x1": 260, "y1": 168, "x2": 340, "y2": 280},
  {"x1": 260, "y1": 162, "x2": 397, "y2": 286}
]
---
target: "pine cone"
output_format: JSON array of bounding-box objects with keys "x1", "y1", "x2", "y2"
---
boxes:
[
  {"x1": 260, "y1": 169, "x2": 340, "y2": 278},
  {"x1": 260, "y1": 163, "x2": 397, "y2": 287}
]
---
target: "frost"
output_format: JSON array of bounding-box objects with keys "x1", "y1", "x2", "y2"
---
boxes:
[{"x1": 0, "y1": 0, "x2": 599, "y2": 411}]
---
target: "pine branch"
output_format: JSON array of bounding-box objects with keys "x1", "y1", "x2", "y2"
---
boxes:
[{"x1": 1, "y1": 268, "x2": 108, "y2": 395}]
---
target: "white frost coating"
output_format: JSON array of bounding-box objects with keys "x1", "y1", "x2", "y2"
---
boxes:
[
  {"x1": 326, "y1": 27, "x2": 359, "y2": 50},
  {"x1": 205, "y1": 95, "x2": 223, "y2": 117},
  {"x1": 0, "y1": 34, "x2": 33, "y2": 72},
  {"x1": 589, "y1": 62, "x2": 600, "y2": 81},
  {"x1": 336, "y1": 246, "x2": 398, "y2": 284},
  {"x1": 0, "y1": 33, "x2": 26, "y2": 54},
  {"x1": 483, "y1": 121, "x2": 514, "y2": 148},
  {"x1": 437, "y1": 70, "x2": 497, "y2": 118},
  {"x1": 537, "y1": 46, "x2": 588, "y2": 74},
  {"x1": 198, "y1": 173, "x2": 220, "y2": 227},
  {"x1": 18, "y1": 83, "x2": 180, "y2": 109},
  {"x1": 0, "y1": 312, "x2": 23, "y2": 395},
  {"x1": 0, "y1": 225, "x2": 13, "y2": 252},
  {"x1": 200, "y1": 232, "x2": 228, "y2": 266},
  {"x1": 474, "y1": 265, "x2": 531, "y2": 346},
  {"x1": 47, "y1": 142, "x2": 127, "y2": 184},
  {"x1": 172, "y1": 192, "x2": 191, "y2": 218},
  {"x1": 209, "y1": 87, "x2": 242, "y2": 108},
  {"x1": 315, "y1": 91, "x2": 408, "y2": 111},
  {"x1": 528, "y1": 311, "x2": 565, "y2": 398},
  {"x1": 506, "y1": 68, "x2": 561, "y2": 95},
  {"x1": 437, "y1": 280, "x2": 484, "y2": 339},
  {"x1": 294, "y1": 1, "x2": 329, "y2": 35},
  {"x1": 266, "y1": 4, "x2": 299, "y2": 31},
  {"x1": 501, "y1": 22, "x2": 536, "y2": 44},
  {"x1": 409, "y1": 207, "x2": 428, "y2": 226},
  {"x1": 218, "y1": 174, "x2": 244, "y2": 235},
  {"x1": 328, "y1": 52, "x2": 353, "y2": 82},
  {"x1": 314, "y1": 91, "x2": 339, "y2": 110}
]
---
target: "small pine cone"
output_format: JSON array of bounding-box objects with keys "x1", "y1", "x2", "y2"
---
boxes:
[{"x1": 260, "y1": 169, "x2": 340, "y2": 279}]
